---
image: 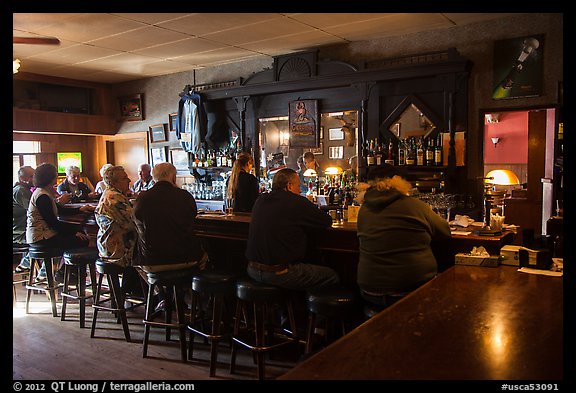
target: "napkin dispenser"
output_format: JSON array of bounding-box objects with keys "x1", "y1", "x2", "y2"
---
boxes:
[{"x1": 518, "y1": 248, "x2": 552, "y2": 270}]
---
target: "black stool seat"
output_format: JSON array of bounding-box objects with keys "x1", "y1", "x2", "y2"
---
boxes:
[
  {"x1": 26, "y1": 246, "x2": 64, "y2": 317},
  {"x1": 189, "y1": 270, "x2": 237, "y2": 376},
  {"x1": 192, "y1": 271, "x2": 236, "y2": 294},
  {"x1": 63, "y1": 248, "x2": 99, "y2": 264},
  {"x1": 230, "y1": 278, "x2": 299, "y2": 380},
  {"x1": 95, "y1": 260, "x2": 124, "y2": 275},
  {"x1": 306, "y1": 287, "x2": 357, "y2": 317},
  {"x1": 304, "y1": 287, "x2": 359, "y2": 354},
  {"x1": 29, "y1": 247, "x2": 63, "y2": 259},
  {"x1": 236, "y1": 279, "x2": 290, "y2": 303},
  {"x1": 61, "y1": 247, "x2": 98, "y2": 328},
  {"x1": 143, "y1": 267, "x2": 197, "y2": 363},
  {"x1": 13, "y1": 244, "x2": 29, "y2": 253},
  {"x1": 91, "y1": 259, "x2": 132, "y2": 342}
]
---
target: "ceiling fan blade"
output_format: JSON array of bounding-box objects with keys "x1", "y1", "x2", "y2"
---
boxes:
[{"x1": 13, "y1": 37, "x2": 60, "y2": 45}]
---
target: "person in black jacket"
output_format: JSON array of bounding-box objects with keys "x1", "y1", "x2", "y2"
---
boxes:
[
  {"x1": 245, "y1": 168, "x2": 339, "y2": 291},
  {"x1": 226, "y1": 152, "x2": 259, "y2": 212}
]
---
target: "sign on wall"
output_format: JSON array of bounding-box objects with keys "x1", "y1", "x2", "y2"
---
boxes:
[{"x1": 288, "y1": 99, "x2": 318, "y2": 148}]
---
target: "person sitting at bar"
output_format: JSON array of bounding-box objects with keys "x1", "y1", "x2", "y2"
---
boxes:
[
  {"x1": 132, "y1": 163, "x2": 208, "y2": 309},
  {"x1": 226, "y1": 152, "x2": 259, "y2": 212},
  {"x1": 94, "y1": 163, "x2": 113, "y2": 197},
  {"x1": 245, "y1": 168, "x2": 339, "y2": 291},
  {"x1": 57, "y1": 165, "x2": 98, "y2": 202},
  {"x1": 26, "y1": 163, "x2": 95, "y2": 282},
  {"x1": 94, "y1": 165, "x2": 143, "y2": 296},
  {"x1": 356, "y1": 164, "x2": 451, "y2": 308},
  {"x1": 13, "y1": 166, "x2": 36, "y2": 273},
  {"x1": 130, "y1": 163, "x2": 155, "y2": 197}
]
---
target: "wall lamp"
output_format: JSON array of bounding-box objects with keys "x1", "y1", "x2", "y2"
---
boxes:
[{"x1": 491, "y1": 137, "x2": 500, "y2": 148}]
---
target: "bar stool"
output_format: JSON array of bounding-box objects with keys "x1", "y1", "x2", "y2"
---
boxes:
[
  {"x1": 13, "y1": 244, "x2": 30, "y2": 306},
  {"x1": 60, "y1": 247, "x2": 98, "y2": 328},
  {"x1": 304, "y1": 287, "x2": 359, "y2": 354},
  {"x1": 142, "y1": 268, "x2": 196, "y2": 363},
  {"x1": 25, "y1": 246, "x2": 63, "y2": 317},
  {"x1": 90, "y1": 260, "x2": 132, "y2": 342},
  {"x1": 187, "y1": 270, "x2": 237, "y2": 376},
  {"x1": 229, "y1": 278, "x2": 299, "y2": 380}
]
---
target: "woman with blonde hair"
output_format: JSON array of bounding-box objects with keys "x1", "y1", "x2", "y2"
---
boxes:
[
  {"x1": 94, "y1": 163, "x2": 113, "y2": 196},
  {"x1": 226, "y1": 152, "x2": 259, "y2": 212}
]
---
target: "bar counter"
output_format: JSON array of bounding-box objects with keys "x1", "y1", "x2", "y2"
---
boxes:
[
  {"x1": 192, "y1": 212, "x2": 516, "y2": 278},
  {"x1": 279, "y1": 265, "x2": 563, "y2": 380}
]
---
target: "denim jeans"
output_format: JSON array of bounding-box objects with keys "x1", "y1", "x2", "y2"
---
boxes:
[
  {"x1": 17, "y1": 253, "x2": 47, "y2": 277},
  {"x1": 247, "y1": 263, "x2": 340, "y2": 291}
]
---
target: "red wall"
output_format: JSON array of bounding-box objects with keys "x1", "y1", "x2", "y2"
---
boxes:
[{"x1": 484, "y1": 111, "x2": 528, "y2": 164}]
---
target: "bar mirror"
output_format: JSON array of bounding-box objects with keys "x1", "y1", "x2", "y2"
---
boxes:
[{"x1": 388, "y1": 103, "x2": 435, "y2": 140}]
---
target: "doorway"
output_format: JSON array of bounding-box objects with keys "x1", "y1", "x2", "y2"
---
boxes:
[{"x1": 482, "y1": 107, "x2": 557, "y2": 243}]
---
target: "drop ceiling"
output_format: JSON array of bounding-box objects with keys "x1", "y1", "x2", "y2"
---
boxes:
[{"x1": 13, "y1": 13, "x2": 518, "y2": 84}]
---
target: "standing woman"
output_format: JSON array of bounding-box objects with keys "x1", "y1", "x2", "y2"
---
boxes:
[
  {"x1": 26, "y1": 163, "x2": 94, "y2": 279},
  {"x1": 226, "y1": 152, "x2": 259, "y2": 212}
]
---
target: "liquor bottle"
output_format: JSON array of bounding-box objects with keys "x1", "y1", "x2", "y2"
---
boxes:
[
  {"x1": 216, "y1": 148, "x2": 222, "y2": 167},
  {"x1": 398, "y1": 138, "x2": 406, "y2": 166},
  {"x1": 366, "y1": 139, "x2": 375, "y2": 166},
  {"x1": 434, "y1": 134, "x2": 443, "y2": 166},
  {"x1": 385, "y1": 139, "x2": 395, "y2": 165},
  {"x1": 416, "y1": 137, "x2": 424, "y2": 166},
  {"x1": 425, "y1": 137, "x2": 435, "y2": 166},
  {"x1": 206, "y1": 150, "x2": 213, "y2": 167},
  {"x1": 405, "y1": 138, "x2": 415, "y2": 166},
  {"x1": 375, "y1": 141, "x2": 383, "y2": 166}
]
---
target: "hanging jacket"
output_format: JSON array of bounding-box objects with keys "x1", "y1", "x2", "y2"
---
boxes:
[{"x1": 176, "y1": 91, "x2": 206, "y2": 155}]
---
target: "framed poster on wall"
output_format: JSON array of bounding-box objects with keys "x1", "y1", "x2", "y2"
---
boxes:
[
  {"x1": 492, "y1": 35, "x2": 544, "y2": 99},
  {"x1": 288, "y1": 99, "x2": 318, "y2": 148}
]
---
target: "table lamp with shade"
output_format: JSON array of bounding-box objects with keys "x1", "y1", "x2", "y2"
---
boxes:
[{"x1": 483, "y1": 169, "x2": 521, "y2": 226}]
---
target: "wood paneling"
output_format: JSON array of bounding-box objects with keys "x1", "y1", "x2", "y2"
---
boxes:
[
  {"x1": 13, "y1": 109, "x2": 116, "y2": 135},
  {"x1": 13, "y1": 132, "x2": 101, "y2": 186}
]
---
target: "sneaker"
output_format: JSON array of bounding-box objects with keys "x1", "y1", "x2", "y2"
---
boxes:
[
  {"x1": 36, "y1": 273, "x2": 47, "y2": 282},
  {"x1": 154, "y1": 299, "x2": 166, "y2": 313},
  {"x1": 15, "y1": 266, "x2": 30, "y2": 273}
]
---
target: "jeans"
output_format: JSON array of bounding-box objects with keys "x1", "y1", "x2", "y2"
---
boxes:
[
  {"x1": 17, "y1": 253, "x2": 47, "y2": 277},
  {"x1": 247, "y1": 263, "x2": 340, "y2": 292}
]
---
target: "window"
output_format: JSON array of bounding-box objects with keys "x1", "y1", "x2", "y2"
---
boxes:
[{"x1": 13, "y1": 141, "x2": 39, "y2": 185}]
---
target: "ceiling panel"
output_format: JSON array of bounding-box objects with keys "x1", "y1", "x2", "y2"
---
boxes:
[{"x1": 12, "y1": 12, "x2": 522, "y2": 84}]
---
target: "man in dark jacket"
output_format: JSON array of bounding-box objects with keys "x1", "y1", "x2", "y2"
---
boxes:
[
  {"x1": 245, "y1": 168, "x2": 339, "y2": 291},
  {"x1": 356, "y1": 164, "x2": 451, "y2": 308},
  {"x1": 133, "y1": 162, "x2": 207, "y2": 272}
]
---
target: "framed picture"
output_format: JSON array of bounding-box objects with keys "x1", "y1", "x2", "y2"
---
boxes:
[
  {"x1": 150, "y1": 147, "x2": 167, "y2": 167},
  {"x1": 169, "y1": 112, "x2": 178, "y2": 131},
  {"x1": 149, "y1": 124, "x2": 167, "y2": 143},
  {"x1": 170, "y1": 148, "x2": 190, "y2": 172},
  {"x1": 329, "y1": 146, "x2": 344, "y2": 159},
  {"x1": 118, "y1": 93, "x2": 144, "y2": 121},
  {"x1": 492, "y1": 35, "x2": 544, "y2": 100},
  {"x1": 288, "y1": 99, "x2": 318, "y2": 148},
  {"x1": 329, "y1": 127, "x2": 344, "y2": 141}
]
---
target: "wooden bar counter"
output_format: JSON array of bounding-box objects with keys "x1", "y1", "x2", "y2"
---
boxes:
[
  {"x1": 279, "y1": 265, "x2": 563, "y2": 380},
  {"x1": 192, "y1": 212, "x2": 516, "y2": 281}
]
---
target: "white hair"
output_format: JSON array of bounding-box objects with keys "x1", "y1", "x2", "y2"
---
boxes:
[
  {"x1": 66, "y1": 166, "x2": 80, "y2": 175},
  {"x1": 99, "y1": 163, "x2": 113, "y2": 177},
  {"x1": 152, "y1": 162, "x2": 176, "y2": 183}
]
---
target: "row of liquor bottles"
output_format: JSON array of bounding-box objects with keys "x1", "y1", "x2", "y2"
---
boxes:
[
  {"x1": 190, "y1": 141, "x2": 241, "y2": 168},
  {"x1": 363, "y1": 134, "x2": 444, "y2": 167}
]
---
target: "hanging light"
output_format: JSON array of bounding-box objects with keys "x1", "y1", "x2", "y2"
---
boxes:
[{"x1": 13, "y1": 59, "x2": 21, "y2": 74}]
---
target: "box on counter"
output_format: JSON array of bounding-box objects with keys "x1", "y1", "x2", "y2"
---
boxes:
[
  {"x1": 455, "y1": 253, "x2": 500, "y2": 267},
  {"x1": 500, "y1": 245, "x2": 524, "y2": 266},
  {"x1": 519, "y1": 248, "x2": 552, "y2": 270}
]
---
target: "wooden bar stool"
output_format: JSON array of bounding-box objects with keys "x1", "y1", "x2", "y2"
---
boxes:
[
  {"x1": 305, "y1": 287, "x2": 359, "y2": 354},
  {"x1": 25, "y1": 246, "x2": 63, "y2": 317},
  {"x1": 142, "y1": 268, "x2": 196, "y2": 363},
  {"x1": 229, "y1": 278, "x2": 299, "y2": 380},
  {"x1": 90, "y1": 260, "x2": 132, "y2": 342},
  {"x1": 188, "y1": 270, "x2": 237, "y2": 376},
  {"x1": 13, "y1": 244, "x2": 29, "y2": 307},
  {"x1": 60, "y1": 248, "x2": 98, "y2": 328}
]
